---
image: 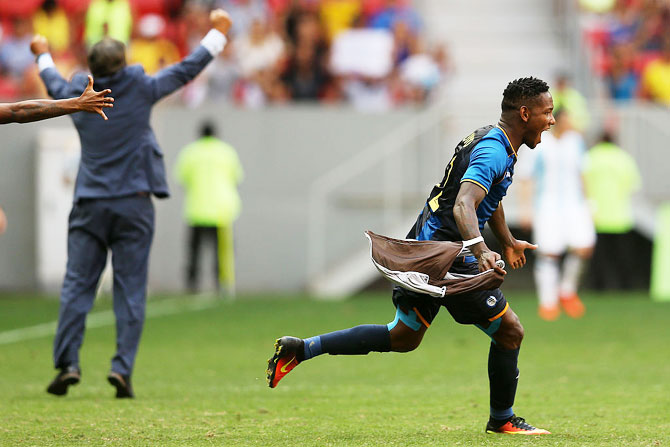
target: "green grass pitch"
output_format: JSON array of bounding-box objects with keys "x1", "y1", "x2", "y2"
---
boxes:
[{"x1": 0, "y1": 291, "x2": 668, "y2": 446}]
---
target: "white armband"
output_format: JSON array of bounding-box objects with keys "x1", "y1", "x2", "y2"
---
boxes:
[
  {"x1": 37, "y1": 53, "x2": 55, "y2": 72},
  {"x1": 462, "y1": 236, "x2": 484, "y2": 247},
  {"x1": 200, "y1": 29, "x2": 228, "y2": 57}
]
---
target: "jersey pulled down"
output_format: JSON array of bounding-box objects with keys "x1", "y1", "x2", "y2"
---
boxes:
[{"x1": 408, "y1": 125, "x2": 517, "y2": 242}]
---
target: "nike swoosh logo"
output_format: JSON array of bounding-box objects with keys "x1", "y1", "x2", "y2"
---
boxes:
[
  {"x1": 280, "y1": 356, "x2": 296, "y2": 373},
  {"x1": 309, "y1": 341, "x2": 315, "y2": 348}
]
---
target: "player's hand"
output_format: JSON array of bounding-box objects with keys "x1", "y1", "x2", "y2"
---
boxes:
[
  {"x1": 210, "y1": 9, "x2": 233, "y2": 35},
  {"x1": 502, "y1": 239, "x2": 537, "y2": 270},
  {"x1": 30, "y1": 34, "x2": 49, "y2": 56},
  {"x1": 76, "y1": 75, "x2": 114, "y2": 120},
  {"x1": 478, "y1": 250, "x2": 506, "y2": 275}
]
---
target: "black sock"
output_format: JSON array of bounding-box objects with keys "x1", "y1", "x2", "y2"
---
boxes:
[
  {"x1": 319, "y1": 324, "x2": 391, "y2": 355},
  {"x1": 488, "y1": 342, "x2": 519, "y2": 420}
]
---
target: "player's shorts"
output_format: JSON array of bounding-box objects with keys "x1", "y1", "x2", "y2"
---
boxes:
[
  {"x1": 533, "y1": 202, "x2": 595, "y2": 255},
  {"x1": 391, "y1": 260, "x2": 508, "y2": 327}
]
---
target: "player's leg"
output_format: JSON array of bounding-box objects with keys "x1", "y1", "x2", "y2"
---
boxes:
[
  {"x1": 217, "y1": 224, "x2": 235, "y2": 296},
  {"x1": 482, "y1": 307, "x2": 550, "y2": 435},
  {"x1": 533, "y1": 210, "x2": 565, "y2": 320},
  {"x1": 48, "y1": 203, "x2": 108, "y2": 395},
  {"x1": 559, "y1": 209, "x2": 595, "y2": 317},
  {"x1": 266, "y1": 287, "x2": 435, "y2": 388},
  {"x1": 558, "y1": 246, "x2": 592, "y2": 318},
  {"x1": 186, "y1": 225, "x2": 202, "y2": 293},
  {"x1": 108, "y1": 196, "x2": 155, "y2": 398}
]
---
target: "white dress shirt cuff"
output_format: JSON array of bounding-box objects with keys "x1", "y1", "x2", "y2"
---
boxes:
[
  {"x1": 37, "y1": 53, "x2": 55, "y2": 72},
  {"x1": 200, "y1": 29, "x2": 228, "y2": 57}
]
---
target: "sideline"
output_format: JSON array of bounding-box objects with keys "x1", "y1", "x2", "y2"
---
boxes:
[{"x1": 0, "y1": 297, "x2": 219, "y2": 345}]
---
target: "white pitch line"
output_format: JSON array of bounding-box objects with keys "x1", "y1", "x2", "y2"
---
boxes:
[{"x1": 0, "y1": 298, "x2": 218, "y2": 346}]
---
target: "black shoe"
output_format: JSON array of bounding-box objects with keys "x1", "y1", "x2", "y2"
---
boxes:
[
  {"x1": 266, "y1": 336, "x2": 304, "y2": 388},
  {"x1": 46, "y1": 366, "x2": 81, "y2": 396},
  {"x1": 485, "y1": 415, "x2": 550, "y2": 435},
  {"x1": 107, "y1": 371, "x2": 134, "y2": 398}
]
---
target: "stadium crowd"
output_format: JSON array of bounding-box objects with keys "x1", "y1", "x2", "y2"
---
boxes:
[
  {"x1": 579, "y1": 0, "x2": 670, "y2": 105},
  {"x1": 0, "y1": 0, "x2": 450, "y2": 110}
]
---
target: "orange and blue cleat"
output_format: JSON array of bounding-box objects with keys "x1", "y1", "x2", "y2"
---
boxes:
[
  {"x1": 266, "y1": 336, "x2": 304, "y2": 388},
  {"x1": 486, "y1": 415, "x2": 551, "y2": 435}
]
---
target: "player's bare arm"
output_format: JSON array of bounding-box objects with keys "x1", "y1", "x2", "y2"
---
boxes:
[
  {"x1": 0, "y1": 77, "x2": 114, "y2": 124},
  {"x1": 488, "y1": 203, "x2": 537, "y2": 270},
  {"x1": 453, "y1": 182, "x2": 505, "y2": 274}
]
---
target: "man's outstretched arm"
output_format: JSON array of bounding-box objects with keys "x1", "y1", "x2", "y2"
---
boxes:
[
  {"x1": 0, "y1": 75, "x2": 114, "y2": 124},
  {"x1": 150, "y1": 9, "x2": 232, "y2": 102}
]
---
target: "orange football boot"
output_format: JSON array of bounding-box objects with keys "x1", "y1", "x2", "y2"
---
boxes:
[
  {"x1": 486, "y1": 416, "x2": 551, "y2": 435},
  {"x1": 538, "y1": 305, "x2": 560, "y2": 321},
  {"x1": 559, "y1": 293, "x2": 586, "y2": 319}
]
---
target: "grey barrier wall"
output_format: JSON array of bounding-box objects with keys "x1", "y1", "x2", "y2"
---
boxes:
[{"x1": 0, "y1": 104, "x2": 415, "y2": 293}]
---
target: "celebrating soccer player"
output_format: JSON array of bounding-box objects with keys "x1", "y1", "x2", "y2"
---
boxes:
[{"x1": 267, "y1": 77, "x2": 555, "y2": 435}]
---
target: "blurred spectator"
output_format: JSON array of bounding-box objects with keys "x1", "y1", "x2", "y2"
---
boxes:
[
  {"x1": 606, "y1": 42, "x2": 638, "y2": 101},
  {"x1": 639, "y1": 36, "x2": 670, "y2": 106},
  {"x1": 282, "y1": 41, "x2": 331, "y2": 100},
  {"x1": 128, "y1": 14, "x2": 180, "y2": 74},
  {"x1": 234, "y1": 17, "x2": 284, "y2": 77},
  {"x1": 369, "y1": 0, "x2": 421, "y2": 35},
  {"x1": 551, "y1": 73, "x2": 590, "y2": 133},
  {"x1": 583, "y1": 129, "x2": 641, "y2": 290},
  {"x1": 32, "y1": 0, "x2": 71, "y2": 55},
  {"x1": 175, "y1": 121, "x2": 244, "y2": 295},
  {"x1": 319, "y1": 0, "x2": 361, "y2": 41},
  {"x1": 0, "y1": 18, "x2": 36, "y2": 80},
  {"x1": 216, "y1": 0, "x2": 269, "y2": 38},
  {"x1": 85, "y1": 0, "x2": 133, "y2": 47}
]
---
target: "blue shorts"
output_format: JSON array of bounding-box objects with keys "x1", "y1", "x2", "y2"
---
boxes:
[{"x1": 391, "y1": 261, "x2": 508, "y2": 327}]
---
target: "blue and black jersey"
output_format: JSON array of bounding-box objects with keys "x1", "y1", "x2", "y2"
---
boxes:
[{"x1": 408, "y1": 125, "x2": 517, "y2": 242}]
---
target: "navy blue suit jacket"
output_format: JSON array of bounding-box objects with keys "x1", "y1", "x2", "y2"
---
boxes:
[{"x1": 40, "y1": 45, "x2": 214, "y2": 200}]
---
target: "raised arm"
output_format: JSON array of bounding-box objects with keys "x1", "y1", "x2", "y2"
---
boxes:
[
  {"x1": 150, "y1": 9, "x2": 232, "y2": 102},
  {"x1": 489, "y1": 202, "x2": 537, "y2": 270},
  {"x1": 0, "y1": 76, "x2": 114, "y2": 124},
  {"x1": 453, "y1": 182, "x2": 505, "y2": 274}
]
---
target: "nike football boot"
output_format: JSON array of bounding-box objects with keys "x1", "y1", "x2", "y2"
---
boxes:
[
  {"x1": 267, "y1": 336, "x2": 304, "y2": 388},
  {"x1": 486, "y1": 415, "x2": 551, "y2": 435}
]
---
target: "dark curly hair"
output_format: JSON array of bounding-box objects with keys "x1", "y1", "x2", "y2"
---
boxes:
[{"x1": 501, "y1": 77, "x2": 550, "y2": 112}]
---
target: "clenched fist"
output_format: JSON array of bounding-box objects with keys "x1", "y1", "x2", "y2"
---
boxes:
[
  {"x1": 30, "y1": 34, "x2": 49, "y2": 56},
  {"x1": 210, "y1": 9, "x2": 233, "y2": 36}
]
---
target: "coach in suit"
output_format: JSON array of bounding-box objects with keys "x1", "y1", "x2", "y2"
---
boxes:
[{"x1": 34, "y1": 9, "x2": 233, "y2": 398}]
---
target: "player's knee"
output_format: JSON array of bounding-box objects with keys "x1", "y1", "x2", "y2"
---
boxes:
[
  {"x1": 389, "y1": 328, "x2": 424, "y2": 352},
  {"x1": 501, "y1": 322, "x2": 524, "y2": 350},
  {"x1": 496, "y1": 312, "x2": 524, "y2": 350},
  {"x1": 392, "y1": 336, "x2": 422, "y2": 352}
]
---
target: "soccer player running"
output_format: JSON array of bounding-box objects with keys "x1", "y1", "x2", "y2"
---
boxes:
[{"x1": 267, "y1": 77, "x2": 555, "y2": 435}]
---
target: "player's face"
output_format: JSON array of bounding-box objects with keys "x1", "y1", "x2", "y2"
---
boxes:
[{"x1": 523, "y1": 92, "x2": 555, "y2": 149}]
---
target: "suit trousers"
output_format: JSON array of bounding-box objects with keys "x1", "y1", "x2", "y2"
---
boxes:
[{"x1": 53, "y1": 195, "x2": 154, "y2": 376}]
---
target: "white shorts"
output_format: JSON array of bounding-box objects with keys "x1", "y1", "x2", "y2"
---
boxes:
[{"x1": 533, "y1": 202, "x2": 596, "y2": 255}]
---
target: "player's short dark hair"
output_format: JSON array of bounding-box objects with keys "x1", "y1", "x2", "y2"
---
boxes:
[
  {"x1": 501, "y1": 77, "x2": 550, "y2": 113},
  {"x1": 200, "y1": 121, "x2": 217, "y2": 137},
  {"x1": 88, "y1": 38, "x2": 127, "y2": 79}
]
